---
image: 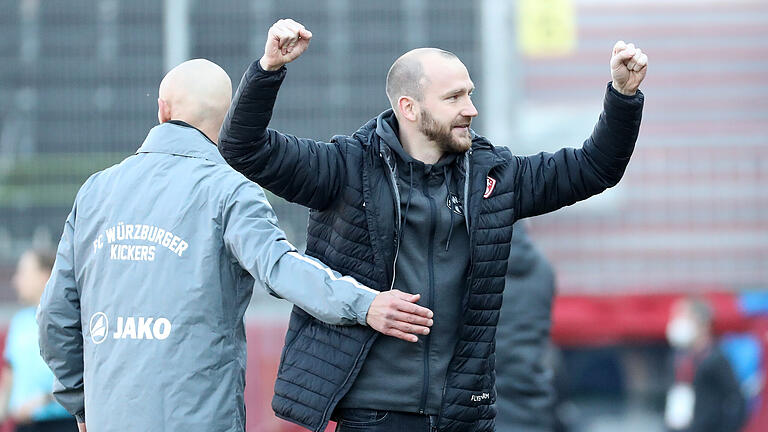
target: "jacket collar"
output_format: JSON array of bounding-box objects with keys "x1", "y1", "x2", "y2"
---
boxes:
[{"x1": 136, "y1": 121, "x2": 227, "y2": 164}]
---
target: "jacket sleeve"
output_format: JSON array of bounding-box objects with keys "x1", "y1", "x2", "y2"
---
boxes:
[
  {"x1": 37, "y1": 204, "x2": 86, "y2": 423},
  {"x1": 513, "y1": 83, "x2": 644, "y2": 219},
  {"x1": 218, "y1": 60, "x2": 347, "y2": 211},
  {"x1": 222, "y1": 180, "x2": 378, "y2": 325}
]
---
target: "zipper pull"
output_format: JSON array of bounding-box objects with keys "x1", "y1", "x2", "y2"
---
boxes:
[{"x1": 429, "y1": 415, "x2": 439, "y2": 431}]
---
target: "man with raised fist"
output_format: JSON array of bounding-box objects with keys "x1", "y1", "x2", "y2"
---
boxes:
[{"x1": 220, "y1": 18, "x2": 647, "y2": 432}]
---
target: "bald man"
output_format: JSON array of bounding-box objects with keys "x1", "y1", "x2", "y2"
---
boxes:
[
  {"x1": 37, "y1": 58, "x2": 433, "y2": 432},
  {"x1": 219, "y1": 19, "x2": 646, "y2": 432}
]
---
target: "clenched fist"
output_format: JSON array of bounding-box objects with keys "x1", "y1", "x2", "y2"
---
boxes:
[
  {"x1": 610, "y1": 41, "x2": 648, "y2": 96},
  {"x1": 366, "y1": 290, "x2": 433, "y2": 343},
  {"x1": 259, "y1": 19, "x2": 313, "y2": 72}
]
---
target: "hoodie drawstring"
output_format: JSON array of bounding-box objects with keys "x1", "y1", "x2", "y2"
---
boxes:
[
  {"x1": 399, "y1": 162, "x2": 458, "y2": 252},
  {"x1": 398, "y1": 162, "x2": 415, "y2": 243}
]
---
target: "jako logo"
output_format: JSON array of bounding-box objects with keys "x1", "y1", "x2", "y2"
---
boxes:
[
  {"x1": 88, "y1": 313, "x2": 172, "y2": 342},
  {"x1": 89, "y1": 312, "x2": 108, "y2": 344}
]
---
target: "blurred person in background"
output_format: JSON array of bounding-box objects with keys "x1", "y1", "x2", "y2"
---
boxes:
[
  {"x1": 36, "y1": 59, "x2": 432, "y2": 432},
  {"x1": 665, "y1": 297, "x2": 747, "y2": 432},
  {"x1": 494, "y1": 222, "x2": 563, "y2": 432},
  {"x1": 219, "y1": 18, "x2": 646, "y2": 432},
  {"x1": 0, "y1": 250, "x2": 76, "y2": 432}
]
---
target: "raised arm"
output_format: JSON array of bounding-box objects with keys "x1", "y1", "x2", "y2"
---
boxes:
[
  {"x1": 514, "y1": 41, "x2": 647, "y2": 219},
  {"x1": 219, "y1": 19, "x2": 347, "y2": 210}
]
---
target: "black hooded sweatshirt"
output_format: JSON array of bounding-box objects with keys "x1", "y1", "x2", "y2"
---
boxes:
[{"x1": 339, "y1": 111, "x2": 470, "y2": 414}]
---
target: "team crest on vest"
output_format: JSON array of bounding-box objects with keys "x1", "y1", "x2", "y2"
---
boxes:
[{"x1": 484, "y1": 176, "x2": 497, "y2": 199}]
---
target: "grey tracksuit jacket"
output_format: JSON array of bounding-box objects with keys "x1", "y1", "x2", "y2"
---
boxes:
[{"x1": 36, "y1": 122, "x2": 377, "y2": 432}]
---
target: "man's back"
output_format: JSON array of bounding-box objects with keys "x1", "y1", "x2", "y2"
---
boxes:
[{"x1": 50, "y1": 122, "x2": 273, "y2": 431}]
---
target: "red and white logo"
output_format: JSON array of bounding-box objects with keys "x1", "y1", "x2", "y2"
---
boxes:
[{"x1": 484, "y1": 176, "x2": 497, "y2": 199}]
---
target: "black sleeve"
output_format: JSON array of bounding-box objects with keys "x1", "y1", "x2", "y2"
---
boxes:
[
  {"x1": 218, "y1": 60, "x2": 346, "y2": 210},
  {"x1": 513, "y1": 83, "x2": 644, "y2": 219}
]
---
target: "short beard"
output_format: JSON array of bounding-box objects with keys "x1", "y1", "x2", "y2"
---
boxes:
[{"x1": 419, "y1": 110, "x2": 471, "y2": 154}]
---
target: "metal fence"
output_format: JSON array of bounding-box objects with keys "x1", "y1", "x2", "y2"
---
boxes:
[{"x1": 1, "y1": 0, "x2": 767, "y2": 302}]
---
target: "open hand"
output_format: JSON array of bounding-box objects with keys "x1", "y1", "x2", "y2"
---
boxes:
[
  {"x1": 610, "y1": 41, "x2": 648, "y2": 96},
  {"x1": 259, "y1": 19, "x2": 312, "y2": 71},
  {"x1": 366, "y1": 290, "x2": 433, "y2": 343}
]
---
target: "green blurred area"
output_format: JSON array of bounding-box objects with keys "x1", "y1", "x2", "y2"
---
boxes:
[{"x1": 0, "y1": 153, "x2": 126, "y2": 207}]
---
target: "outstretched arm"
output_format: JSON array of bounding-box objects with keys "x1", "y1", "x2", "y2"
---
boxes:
[
  {"x1": 219, "y1": 19, "x2": 347, "y2": 210},
  {"x1": 514, "y1": 41, "x2": 647, "y2": 219},
  {"x1": 223, "y1": 180, "x2": 433, "y2": 342}
]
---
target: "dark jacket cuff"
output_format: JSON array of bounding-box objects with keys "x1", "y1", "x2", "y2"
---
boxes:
[
  {"x1": 251, "y1": 59, "x2": 287, "y2": 79},
  {"x1": 237, "y1": 59, "x2": 287, "y2": 105},
  {"x1": 605, "y1": 82, "x2": 644, "y2": 114},
  {"x1": 74, "y1": 411, "x2": 85, "y2": 423}
]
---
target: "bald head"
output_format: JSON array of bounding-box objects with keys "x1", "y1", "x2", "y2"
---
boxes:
[
  {"x1": 158, "y1": 59, "x2": 232, "y2": 142},
  {"x1": 385, "y1": 48, "x2": 459, "y2": 110}
]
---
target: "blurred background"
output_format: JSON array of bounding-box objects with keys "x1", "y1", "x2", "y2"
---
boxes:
[{"x1": 0, "y1": 0, "x2": 767, "y2": 431}]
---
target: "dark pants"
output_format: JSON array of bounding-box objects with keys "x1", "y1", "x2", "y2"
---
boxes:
[
  {"x1": 335, "y1": 409, "x2": 437, "y2": 432},
  {"x1": 15, "y1": 418, "x2": 77, "y2": 432}
]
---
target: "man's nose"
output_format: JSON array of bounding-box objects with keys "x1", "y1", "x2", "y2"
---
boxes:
[{"x1": 463, "y1": 99, "x2": 478, "y2": 118}]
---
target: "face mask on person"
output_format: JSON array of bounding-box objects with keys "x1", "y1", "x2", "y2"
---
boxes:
[{"x1": 666, "y1": 317, "x2": 697, "y2": 349}]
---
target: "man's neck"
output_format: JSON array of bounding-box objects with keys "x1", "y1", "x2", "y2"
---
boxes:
[
  {"x1": 399, "y1": 126, "x2": 443, "y2": 165},
  {"x1": 167, "y1": 119, "x2": 217, "y2": 145}
]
